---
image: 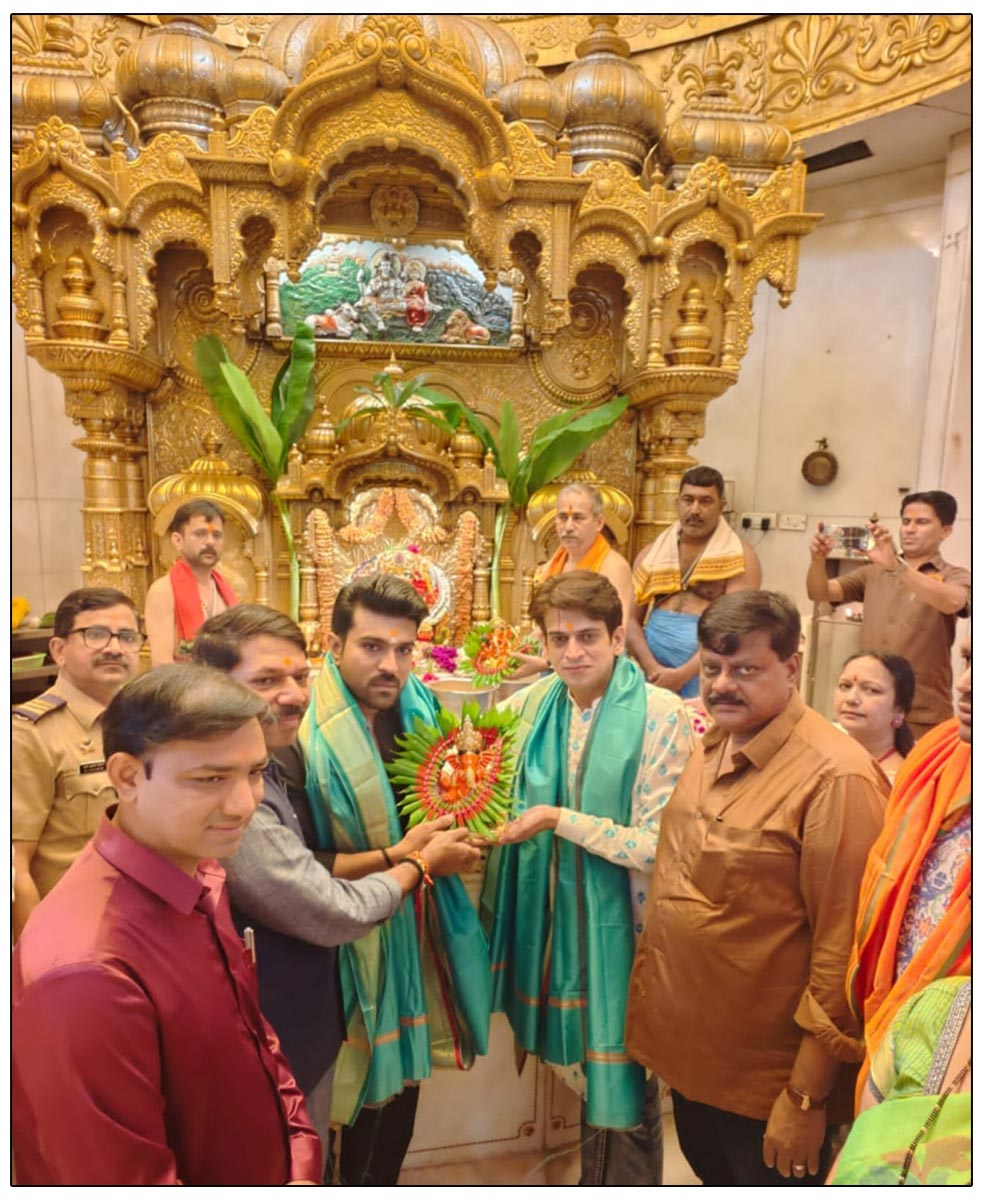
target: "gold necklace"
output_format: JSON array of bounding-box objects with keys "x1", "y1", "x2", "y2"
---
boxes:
[
  {"x1": 199, "y1": 578, "x2": 216, "y2": 617},
  {"x1": 897, "y1": 1057, "x2": 971, "y2": 1184}
]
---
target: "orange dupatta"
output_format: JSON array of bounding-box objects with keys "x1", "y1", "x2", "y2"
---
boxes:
[
  {"x1": 536, "y1": 533, "x2": 610, "y2": 582},
  {"x1": 847, "y1": 718, "x2": 971, "y2": 1101}
]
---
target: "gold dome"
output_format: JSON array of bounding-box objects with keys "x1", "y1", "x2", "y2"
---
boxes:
[
  {"x1": 147, "y1": 434, "x2": 266, "y2": 535},
  {"x1": 557, "y1": 17, "x2": 663, "y2": 174},
  {"x1": 499, "y1": 51, "x2": 567, "y2": 147},
  {"x1": 527, "y1": 468, "x2": 635, "y2": 548},
  {"x1": 116, "y1": 15, "x2": 232, "y2": 144},
  {"x1": 12, "y1": 16, "x2": 113, "y2": 152},
  {"x1": 219, "y1": 29, "x2": 289, "y2": 126},
  {"x1": 661, "y1": 38, "x2": 793, "y2": 192}
]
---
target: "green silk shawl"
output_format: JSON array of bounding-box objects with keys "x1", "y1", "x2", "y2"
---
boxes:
[
  {"x1": 301, "y1": 659, "x2": 491, "y2": 1123},
  {"x1": 483, "y1": 654, "x2": 647, "y2": 1129}
]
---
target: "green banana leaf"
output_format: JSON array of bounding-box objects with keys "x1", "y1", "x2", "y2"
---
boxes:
[
  {"x1": 497, "y1": 400, "x2": 521, "y2": 483},
  {"x1": 217, "y1": 360, "x2": 282, "y2": 480},
  {"x1": 276, "y1": 326, "x2": 317, "y2": 475},
  {"x1": 525, "y1": 393, "x2": 630, "y2": 495},
  {"x1": 194, "y1": 337, "x2": 266, "y2": 464}
]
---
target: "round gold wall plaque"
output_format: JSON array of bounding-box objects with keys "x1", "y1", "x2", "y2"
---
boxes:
[{"x1": 801, "y1": 438, "x2": 838, "y2": 486}]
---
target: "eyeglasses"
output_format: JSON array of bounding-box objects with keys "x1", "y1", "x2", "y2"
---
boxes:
[{"x1": 68, "y1": 626, "x2": 145, "y2": 651}]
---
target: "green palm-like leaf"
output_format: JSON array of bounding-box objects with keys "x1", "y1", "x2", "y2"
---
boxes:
[
  {"x1": 194, "y1": 336, "x2": 265, "y2": 463},
  {"x1": 217, "y1": 361, "x2": 282, "y2": 480},
  {"x1": 276, "y1": 325, "x2": 317, "y2": 475},
  {"x1": 525, "y1": 393, "x2": 630, "y2": 494},
  {"x1": 497, "y1": 401, "x2": 521, "y2": 483}
]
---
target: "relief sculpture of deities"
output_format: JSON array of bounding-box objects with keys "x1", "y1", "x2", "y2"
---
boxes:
[{"x1": 11, "y1": 13, "x2": 967, "y2": 623}]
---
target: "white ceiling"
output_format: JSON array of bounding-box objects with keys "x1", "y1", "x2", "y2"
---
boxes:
[{"x1": 802, "y1": 82, "x2": 971, "y2": 192}]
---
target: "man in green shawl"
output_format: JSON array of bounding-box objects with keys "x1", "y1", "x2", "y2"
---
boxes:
[
  {"x1": 483, "y1": 571, "x2": 696, "y2": 1185},
  {"x1": 301, "y1": 573, "x2": 489, "y2": 1186}
]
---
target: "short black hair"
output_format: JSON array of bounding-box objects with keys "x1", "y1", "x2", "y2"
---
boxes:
[
  {"x1": 680, "y1": 466, "x2": 725, "y2": 499},
  {"x1": 53, "y1": 588, "x2": 138, "y2": 640},
  {"x1": 192, "y1": 604, "x2": 307, "y2": 671},
  {"x1": 698, "y1": 590, "x2": 801, "y2": 661},
  {"x1": 529, "y1": 570, "x2": 623, "y2": 635},
  {"x1": 331, "y1": 573, "x2": 428, "y2": 640},
  {"x1": 901, "y1": 491, "x2": 957, "y2": 527},
  {"x1": 103, "y1": 664, "x2": 267, "y2": 771},
  {"x1": 167, "y1": 499, "x2": 225, "y2": 536}
]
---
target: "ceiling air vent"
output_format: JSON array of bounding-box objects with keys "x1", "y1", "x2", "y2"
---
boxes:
[{"x1": 803, "y1": 139, "x2": 873, "y2": 175}]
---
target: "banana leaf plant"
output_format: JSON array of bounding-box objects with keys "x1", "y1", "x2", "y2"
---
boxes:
[
  {"x1": 194, "y1": 326, "x2": 317, "y2": 621},
  {"x1": 421, "y1": 391, "x2": 632, "y2": 618}
]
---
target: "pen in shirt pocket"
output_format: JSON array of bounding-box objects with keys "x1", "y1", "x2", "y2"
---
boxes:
[{"x1": 243, "y1": 926, "x2": 257, "y2": 967}]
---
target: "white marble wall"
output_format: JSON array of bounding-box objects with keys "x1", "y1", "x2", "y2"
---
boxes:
[{"x1": 12, "y1": 318, "x2": 86, "y2": 616}]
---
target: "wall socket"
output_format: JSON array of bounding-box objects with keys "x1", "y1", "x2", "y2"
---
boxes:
[
  {"x1": 777, "y1": 512, "x2": 808, "y2": 532},
  {"x1": 740, "y1": 512, "x2": 777, "y2": 531}
]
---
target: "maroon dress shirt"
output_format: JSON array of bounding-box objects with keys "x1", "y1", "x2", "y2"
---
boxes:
[{"x1": 12, "y1": 813, "x2": 321, "y2": 1185}]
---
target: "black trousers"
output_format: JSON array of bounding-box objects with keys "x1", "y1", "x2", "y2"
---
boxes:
[
  {"x1": 671, "y1": 1089, "x2": 834, "y2": 1187},
  {"x1": 330, "y1": 1085, "x2": 420, "y2": 1186}
]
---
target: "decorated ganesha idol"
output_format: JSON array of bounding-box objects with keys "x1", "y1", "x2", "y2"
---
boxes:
[
  {"x1": 461, "y1": 619, "x2": 538, "y2": 688},
  {"x1": 386, "y1": 703, "x2": 519, "y2": 837},
  {"x1": 349, "y1": 544, "x2": 451, "y2": 641}
]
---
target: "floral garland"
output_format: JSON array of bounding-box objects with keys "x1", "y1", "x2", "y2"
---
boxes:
[
  {"x1": 451, "y1": 511, "x2": 478, "y2": 643},
  {"x1": 338, "y1": 488, "x2": 395, "y2": 546},
  {"x1": 386, "y1": 702, "x2": 519, "y2": 836}
]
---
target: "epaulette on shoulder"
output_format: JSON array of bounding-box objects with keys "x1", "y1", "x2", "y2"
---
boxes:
[{"x1": 12, "y1": 693, "x2": 67, "y2": 723}]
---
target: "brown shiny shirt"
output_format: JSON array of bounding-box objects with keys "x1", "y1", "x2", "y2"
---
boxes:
[
  {"x1": 837, "y1": 554, "x2": 971, "y2": 727},
  {"x1": 625, "y1": 692, "x2": 888, "y2": 1123}
]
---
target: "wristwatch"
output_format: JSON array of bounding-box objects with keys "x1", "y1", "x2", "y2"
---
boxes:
[{"x1": 785, "y1": 1085, "x2": 827, "y2": 1112}]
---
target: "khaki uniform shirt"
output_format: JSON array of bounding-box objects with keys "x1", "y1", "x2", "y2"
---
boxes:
[
  {"x1": 837, "y1": 554, "x2": 971, "y2": 727},
  {"x1": 625, "y1": 692, "x2": 888, "y2": 1124},
  {"x1": 12, "y1": 675, "x2": 116, "y2": 898}
]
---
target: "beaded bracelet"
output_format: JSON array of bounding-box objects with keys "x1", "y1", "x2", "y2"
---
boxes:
[{"x1": 400, "y1": 850, "x2": 433, "y2": 890}]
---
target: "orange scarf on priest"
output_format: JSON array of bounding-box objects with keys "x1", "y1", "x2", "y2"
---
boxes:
[
  {"x1": 169, "y1": 558, "x2": 238, "y2": 643},
  {"x1": 535, "y1": 533, "x2": 610, "y2": 583}
]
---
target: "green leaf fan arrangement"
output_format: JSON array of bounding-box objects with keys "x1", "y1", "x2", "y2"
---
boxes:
[
  {"x1": 386, "y1": 702, "x2": 520, "y2": 837},
  {"x1": 460, "y1": 621, "x2": 524, "y2": 688},
  {"x1": 193, "y1": 325, "x2": 318, "y2": 621}
]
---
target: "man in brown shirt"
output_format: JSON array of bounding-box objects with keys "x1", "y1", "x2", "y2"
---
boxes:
[
  {"x1": 625, "y1": 591, "x2": 887, "y2": 1185},
  {"x1": 807, "y1": 491, "x2": 970, "y2": 739}
]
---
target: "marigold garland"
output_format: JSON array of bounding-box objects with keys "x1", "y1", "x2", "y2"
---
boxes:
[{"x1": 386, "y1": 702, "x2": 519, "y2": 836}]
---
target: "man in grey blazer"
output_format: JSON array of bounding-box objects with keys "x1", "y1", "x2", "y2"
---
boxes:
[{"x1": 192, "y1": 606, "x2": 478, "y2": 1172}]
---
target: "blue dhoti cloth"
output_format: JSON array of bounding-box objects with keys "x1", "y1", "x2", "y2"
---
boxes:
[{"x1": 644, "y1": 608, "x2": 700, "y2": 698}]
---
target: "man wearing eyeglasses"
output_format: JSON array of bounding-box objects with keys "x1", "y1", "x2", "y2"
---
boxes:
[{"x1": 13, "y1": 587, "x2": 143, "y2": 937}]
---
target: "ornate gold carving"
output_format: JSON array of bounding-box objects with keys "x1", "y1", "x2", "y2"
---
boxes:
[
  {"x1": 13, "y1": 13, "x2": 838, "y2": 620},
  {"x1": 369, "y1": 185, "x2": 420, "y2": 238},
  {"x1": 764, "y1": 15, "x2": 971, "y2": 117}
]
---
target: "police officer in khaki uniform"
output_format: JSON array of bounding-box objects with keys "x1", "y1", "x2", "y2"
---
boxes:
[{"x1": 12, "y1": 588, "x2": 143, "y2": 938}]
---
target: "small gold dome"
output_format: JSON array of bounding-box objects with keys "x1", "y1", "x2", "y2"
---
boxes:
[
  {"x1": 499, "y1": 51, "x2": 567, "y2": 147},
  {"x1": 117, "y1": 15, "x2": 232, "y2": 143},
  {"x1": 12, "y1": 16, "x2": 113, "y2": 152},
  {"x1": 219, "y1": 29, "x2": 289, "y2": 125},
  {"x1": 148, "y1": 434, "x2": 266, "y2": 535},
  {"x1": 302, "y1": 403, "x2": 337, "y2": 457},
  {"x1": 527, "y1": 467, "x2": 634, "y2": 548},
  {"x1": 661, "y1": 38, "x2": 793, "y2": 192},
  {"x1": 557, "y1": 17, "x2": 663, "y2": 174}
]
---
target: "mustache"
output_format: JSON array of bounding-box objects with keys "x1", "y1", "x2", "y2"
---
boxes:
[
  {"x1": 272, "y1": 705, "x2": 306, "y2": 719},
  {"x1": 372, "y1": 673, "x2": 399, "y2": 686},
  {"x1": 95, "y1": 654, "x2": 127, "y2": 666},
  {"x1": 707, "y1": 694, "x2": 746, "y2": 707}
]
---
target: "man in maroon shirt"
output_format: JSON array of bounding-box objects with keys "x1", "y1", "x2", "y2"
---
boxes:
[{"x1": 11, "y1": 664, "x2": 322, "y2": 1186}]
